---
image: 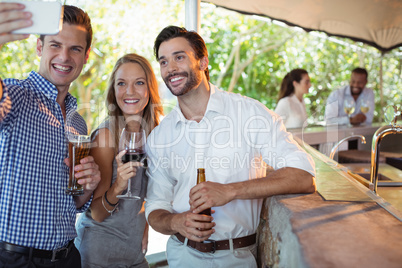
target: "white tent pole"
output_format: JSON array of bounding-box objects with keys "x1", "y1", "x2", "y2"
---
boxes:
[{"x1": 185, "y1": 0, "x2": 201, "y2": 32}]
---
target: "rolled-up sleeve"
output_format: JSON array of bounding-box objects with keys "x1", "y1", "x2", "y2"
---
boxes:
[{"x1": 0, "y1": 80, "x2": 25, "y2": 130}]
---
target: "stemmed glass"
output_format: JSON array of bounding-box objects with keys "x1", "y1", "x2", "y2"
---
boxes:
[
  {"x1": 344, "y1": 96, "x2": 356, "y2": 125},
  {"x1": 116, "y1": 128, "x2": 147, "y2": 200},
  {"x1": 360, "y1": 98, "x2": 370, "y2": 114}
]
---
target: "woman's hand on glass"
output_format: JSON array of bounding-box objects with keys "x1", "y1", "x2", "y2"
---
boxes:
[{"x1": 114, "y1": 149, "x2": 141, "y2": 194}]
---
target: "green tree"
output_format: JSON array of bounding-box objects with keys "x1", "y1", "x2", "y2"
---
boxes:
[
  {"x1": 1, "y1": 0, "x2": 185, "y2": 132},
  {"x1": 201, "y1": 4, "x2": 402, "y2": 123},
  {"x1": 1, "y1": 0, "x2": 401, "y2": 128}
]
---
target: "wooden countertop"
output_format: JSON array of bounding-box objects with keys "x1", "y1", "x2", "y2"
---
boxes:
[
  {"x1": 287, "y1": 123, "x2": 381, "y2": 145},
  {"x1": 257, "y1": 141, "x2": 402, "y2": 268}
]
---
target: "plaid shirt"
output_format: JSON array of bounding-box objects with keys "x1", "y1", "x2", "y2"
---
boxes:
[{"x1": 0, "y1": 71, "x2": 91, "y2": 250}]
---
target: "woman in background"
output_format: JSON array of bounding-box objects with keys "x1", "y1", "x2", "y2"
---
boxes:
[
  {"x1": 274, "y1": 68, "x2": 311, "y2": 129},
  {"x1": 75, "y1": 53, "x2": 163, "y2": 267}
]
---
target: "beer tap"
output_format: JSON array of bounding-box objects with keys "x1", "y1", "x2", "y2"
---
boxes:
[{"x1": 369, "y1": 105, "x2": 402, "y2": 193}]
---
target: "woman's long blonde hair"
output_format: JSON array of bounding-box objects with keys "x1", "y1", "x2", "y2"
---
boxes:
[{"x1": 105, "y1": 53, "x2": 163, "y2": 151}]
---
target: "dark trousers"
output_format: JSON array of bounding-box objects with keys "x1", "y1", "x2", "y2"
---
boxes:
[{"x1": 0, "y1": 244, "x2": 81, "y2": 268}]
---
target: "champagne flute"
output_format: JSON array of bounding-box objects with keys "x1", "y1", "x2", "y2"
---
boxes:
[
  {"x1": 116, "y1": 128, "x2": 147, "y2": 200},
  {"x1": 344, "y1": 96, "x2": 355, "y2": 125}
]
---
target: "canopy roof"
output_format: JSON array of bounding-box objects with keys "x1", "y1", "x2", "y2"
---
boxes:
[{"x1": 203, "y1": 0, "x2": 402, "y2": 53}]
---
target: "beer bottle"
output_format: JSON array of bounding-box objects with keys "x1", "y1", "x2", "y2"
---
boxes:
[{"x1": 197, "y1": 168, "x2": 211, "y2": 216}]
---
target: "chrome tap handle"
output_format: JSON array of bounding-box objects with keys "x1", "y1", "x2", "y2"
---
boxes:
[
  {"x1": 329, "y1": 135, "x2": 366, "y2": 160},
  {"x1": 370, "y1": 106, "x2": 402, "y2": 194}
]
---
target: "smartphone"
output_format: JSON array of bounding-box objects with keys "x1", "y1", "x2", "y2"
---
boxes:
[{"x1": 5, "y1": 1, "x2": 63, "y2": 35}]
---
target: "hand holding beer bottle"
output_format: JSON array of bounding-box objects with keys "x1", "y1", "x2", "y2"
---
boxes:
[
  {"x1": 196, "y1": 168, "x2": 212, "y2": 230},
  {"x1": 197, "y1": 168, "x2": 211, "y2": 217}
]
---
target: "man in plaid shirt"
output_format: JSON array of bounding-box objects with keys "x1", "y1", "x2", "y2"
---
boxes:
[{"x1": 0, "y1": 3, "x2": 101, "y2": 267}]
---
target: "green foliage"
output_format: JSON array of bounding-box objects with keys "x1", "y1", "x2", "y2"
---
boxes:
[
  {"x1": 201, "y1": 5, "x2": 402, "y2": 123},
  {"x1": 1, "y1": 38, "x2": 38, "y2": 79},
  {"x1": 1, "y1": 0, "x2": 401, "y2": 129},
  {"x1": 1, "y1": 0, "x2": 185, "y2": 132}
]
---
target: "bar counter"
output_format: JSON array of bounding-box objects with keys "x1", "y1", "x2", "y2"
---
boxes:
[
  {"x1": 287, "y1": 122, "x2": 402, "y2": 156},
  {"x1": 288, "y1": 123, "x2": 380, "y2": 146},
  {"x1": 257, "y1": 139, "x2": 402, "y2": 268}
]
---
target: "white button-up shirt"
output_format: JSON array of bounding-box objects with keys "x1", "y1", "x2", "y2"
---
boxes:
[
  {"x1": 145, "y1": 84, "x2": 315, "y2": 240},
  {"x1": 274, "y1": 94, "x2": 308, "y2": 129},
  {"x1": 325, "y1": 85, "x2": 375, "y2": 125}
]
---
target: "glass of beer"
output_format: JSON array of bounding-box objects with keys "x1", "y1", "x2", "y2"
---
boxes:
[
  {"x1": 66, "y1": 134, "x2": 90, "y2": 195},
  {"x1": 65, "y1": 109, "x2": 90, "y2": 196}
]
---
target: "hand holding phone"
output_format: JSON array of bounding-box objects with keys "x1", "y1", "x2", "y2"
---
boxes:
[
  {"x1": 2, "y1": 0, "x2": 63, "y2": 35},
  {"x1": 0, "y1": 2, "x2": 32, "y2": 46}
]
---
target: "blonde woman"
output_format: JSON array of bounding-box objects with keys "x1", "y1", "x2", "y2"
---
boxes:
[{"x1": 75, "y1": 53, "x2": 163, "y2": 267}]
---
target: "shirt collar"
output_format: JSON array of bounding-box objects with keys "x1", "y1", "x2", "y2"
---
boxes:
[
  {"x1": 65, "y1": 93, "x2": 78, "y2": 111},
  {"x1": 28, "y1": 71, "x2": 58, "y2": 100},
  {"x1": 206, "y1": 84, "x2": 225, "y2": 115},
  {"x1": 27, "y1": 71, "x2": 77, "y2": 110},
  {"x1": 172, "y1": 83, "x2": 225, "y2": 126}
]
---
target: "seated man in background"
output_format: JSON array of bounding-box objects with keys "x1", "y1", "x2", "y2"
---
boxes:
[{"x1": 325, "y1": 67, "x2": 374, "y2": 125}]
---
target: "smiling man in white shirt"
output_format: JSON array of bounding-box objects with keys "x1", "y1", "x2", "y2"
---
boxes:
[{"x1": 145, "y1": 26, "x2": 316, "y2": 267}]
